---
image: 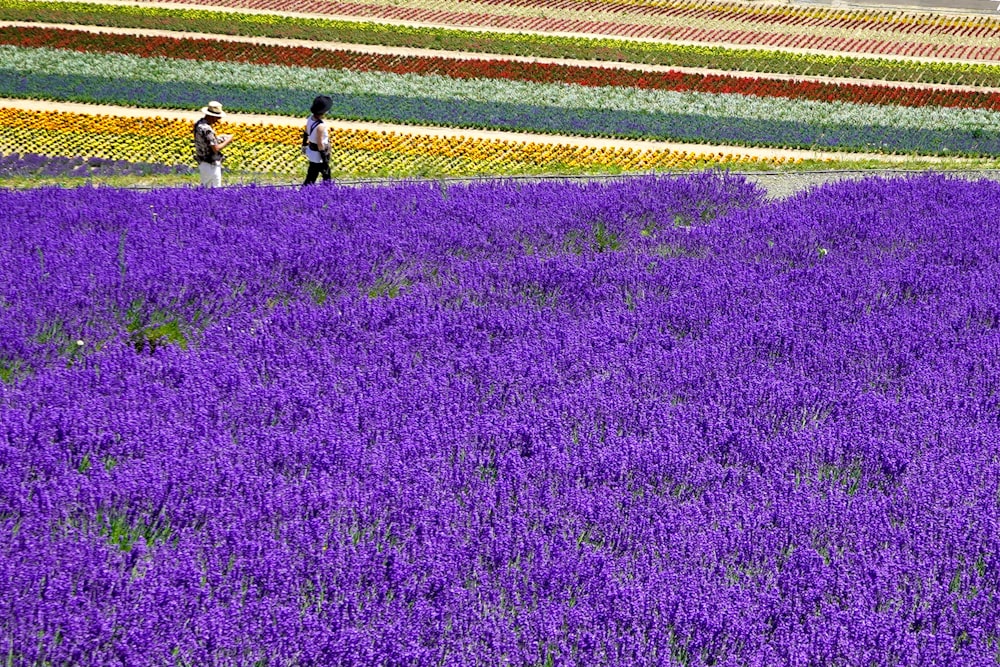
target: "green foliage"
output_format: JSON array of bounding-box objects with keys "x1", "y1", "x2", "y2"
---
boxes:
[
  {"x1": 817, "y1": 459, "x2": 862, "y2": 496},
  {"x1": 32, "y1": 319, "x2": 90, "y2": 362},
  {"x1": 123, "y1": 299, "x2": 190, "y2": 353},
  {"x1": 131, "y1": 318, "x2": 188, "y2": 353},
  {"x1": 520, "y1": 282, "x2": 560, "y2": 308},
  {"x1": 96, "y1": 507, "x2": 174, "y2": 552},
  {"x1": 639, "y1": 220, "x2": 658, "y2": 238},
  {"x1": 591, "y1": 220, "x2": 622, "y2": 252},
  {"x1": 672, "y1": 213, "x2": 695, "y2": 229},
  {"x1": 57, "y1": 504, "x2": 174, "y2": 552},
  {"x1": 0, "y1": 356, "x2": 26, "y2": 384},
  {"x1": 364, "y1": 269, "x2": 411, "y2": 298},
  {"x1": 560, "y1": 220, "x2": 624, "y2": 255},
  {"x1": 303, "y1": 280, "x2": 329, "y2": 305},
  {"x1": 669, "y1": 630, "x2": 692, "y2": 667}
]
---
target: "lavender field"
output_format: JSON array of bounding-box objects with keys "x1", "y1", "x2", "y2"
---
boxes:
[{"x1": 1, "y1": 173, "x2": 999, "y2": 666}]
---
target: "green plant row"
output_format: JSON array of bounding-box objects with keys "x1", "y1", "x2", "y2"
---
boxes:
[{"x1": 4, "y1": 0, "x2": 1000, "y2": 87}]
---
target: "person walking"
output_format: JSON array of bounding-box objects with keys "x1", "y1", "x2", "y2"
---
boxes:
[
  {"x1": 193, "y1": 101, "x2": 233, "y2": 187},
  {"x1": 303, "y1": 95, "x2": 333, "y2": 186}
]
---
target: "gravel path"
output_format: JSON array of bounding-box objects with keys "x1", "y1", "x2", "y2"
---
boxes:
[
  {"x1": 740, "y1": 168, "x2": 1000, "y2": 199},
  {"x1": 220, "y1": 167, "x2": 1000, "y2": 201}
]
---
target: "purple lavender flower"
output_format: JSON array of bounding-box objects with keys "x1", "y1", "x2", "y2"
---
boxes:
[
  {"x1": 1, "y1": 173, "x2": 998, "y2": 665},
  {"x1": 0, "y1": 152, "x2": 193, "y2": 179}
]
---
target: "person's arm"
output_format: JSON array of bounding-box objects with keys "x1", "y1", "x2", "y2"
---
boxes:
[
  {"x1": 212, "y1": 133, "x2": 233, "y2": 152},
  {"x1": 318, "y1": 123, "x2": 330, "y2": 153}
]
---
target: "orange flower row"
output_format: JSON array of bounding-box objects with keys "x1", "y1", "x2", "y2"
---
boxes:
[{"x1": 0, "y1": 107, "x2": 805, "y2": 177}]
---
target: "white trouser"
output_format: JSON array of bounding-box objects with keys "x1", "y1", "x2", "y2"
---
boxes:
[{"x1": 198, "y1": 162, "x2": 222, "y2": 187}]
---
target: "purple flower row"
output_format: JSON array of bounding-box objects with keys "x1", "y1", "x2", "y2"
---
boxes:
[
  {"x1": 1, "y1": 173, "x2": 999, "y2": 665},
  {"x1": 0, "y1": 151, "x2": 194, "y2": 179}
]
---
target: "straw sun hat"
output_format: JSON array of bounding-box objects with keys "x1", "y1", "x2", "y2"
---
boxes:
[{"x1": 201, "y1": 101, "x2": 225, "y2": 118}]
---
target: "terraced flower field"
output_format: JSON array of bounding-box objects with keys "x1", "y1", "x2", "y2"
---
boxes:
[{"x1": 45, "y1": 0, "x2": 1000, "y2": 60}]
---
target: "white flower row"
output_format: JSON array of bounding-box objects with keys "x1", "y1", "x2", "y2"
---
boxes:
[{"x1": 5, "y1": 45, "x2": 1000, "y2": 134}]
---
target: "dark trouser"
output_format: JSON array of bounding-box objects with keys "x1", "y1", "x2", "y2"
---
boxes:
[{"x1": 303, "y1": 159, "x2": 331, "y2": 185}]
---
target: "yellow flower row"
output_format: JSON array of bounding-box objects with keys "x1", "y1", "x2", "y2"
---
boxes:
[{"x1": 0, "y1": 107, "x2": 802, "y2": 177}]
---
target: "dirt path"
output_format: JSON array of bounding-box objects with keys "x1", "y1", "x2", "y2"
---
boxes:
[
  {"x1": 7, "y1": 20, "x2": 1000, "y2": 93},
  {"x1": 743, "y1": 168, "x2": 1000, "y2": 199}
]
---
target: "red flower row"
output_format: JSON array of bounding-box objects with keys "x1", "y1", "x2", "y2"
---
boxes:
[{"x1": 8, "y1": 26, "x2": 1000, "y2": 111}]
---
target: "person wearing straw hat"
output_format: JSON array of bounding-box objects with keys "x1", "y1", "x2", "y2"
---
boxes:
[
  {"x1": 193, "y1": 101, "x2": 233, "y2": 187},
  {"x1": 302, "y1": 95, "x2": 333, "y2": 186}
]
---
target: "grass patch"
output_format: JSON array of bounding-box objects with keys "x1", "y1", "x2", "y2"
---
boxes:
[
  {"x1": 98, "y1": 506, "x2": 174, "y2": 552},
  {"x1": 0, "y1": 355, "x2": 27, "y2": 383},
  {"x1": 364, "y1": 269, "x2": 412, "y2": 299},
  {"x1": 123, "y1": 299, "x2": 198, "y2": 353},
  {"x1": 54, "y1": 503, "x2": 175, "y2": 552}
]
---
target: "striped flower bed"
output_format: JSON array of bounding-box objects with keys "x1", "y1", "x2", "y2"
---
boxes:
[
  {"x1": 4, "y1": 44, "x2": 1000, "y2": 156},
  {"x1": 4, "y1": 0, "x2": 999, "y2": 177},
  {"x1": 104, "y1": 0, "x2": 1000, "y2": 60},
  {"x1": 0, "y1": 107, "x2": 787, "y2": 177},
  {"x1": 9, "y1": 26, "x2": 1000, "y2": 112},
  {"x1": 7, "y1": 2, "x2": 1000, "y2": 86}
]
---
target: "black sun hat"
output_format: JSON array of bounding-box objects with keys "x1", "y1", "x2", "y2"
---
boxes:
[{"x1": 310, "y1": 95, "x2": 333, "y2": 115}]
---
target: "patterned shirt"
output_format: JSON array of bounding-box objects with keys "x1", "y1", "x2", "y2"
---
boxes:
[{"x1": 193, "y1": 119, "x2": 221, "y2": 164}]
